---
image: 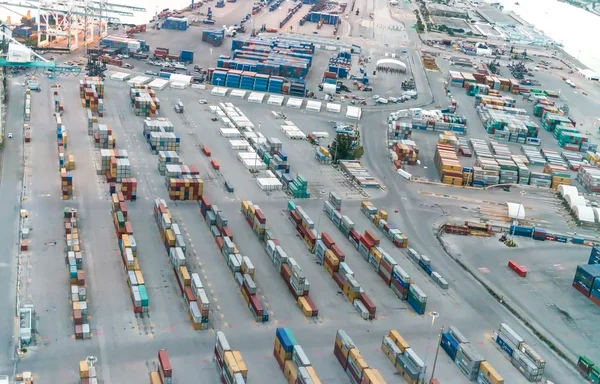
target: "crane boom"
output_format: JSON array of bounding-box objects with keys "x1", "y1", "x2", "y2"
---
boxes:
[{"x1": 0, "y1": 1, "x2": 121, "y2": 21}]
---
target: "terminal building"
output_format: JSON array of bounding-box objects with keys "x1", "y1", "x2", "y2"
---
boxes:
[{"x1": 426, "y1": 3, "x2": 469, "y2": 19}]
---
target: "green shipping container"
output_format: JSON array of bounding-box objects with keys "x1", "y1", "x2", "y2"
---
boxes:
[
  {"x1": 138, "y1": 285, "x2": 149, "y2": 307},
  {"x1": 578, "y1": 356, "x2": 594, "y2": 374},
  {"x1": 287, "y1": 200, "x2": 296, "y2": 211}
]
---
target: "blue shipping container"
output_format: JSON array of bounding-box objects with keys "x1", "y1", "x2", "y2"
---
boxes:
[
  {"x1": 589, "y1": 246, "x2": 600, "y2": 265},
  {"x1": 407, "y1": 293, "x2": 425, "y2": 315},
  {"x1": 440, "y1": 332, "x2": 459, "y2": 360},
  {"x1": 495, "y1": 334, "x2": 514, "y2": 356}
]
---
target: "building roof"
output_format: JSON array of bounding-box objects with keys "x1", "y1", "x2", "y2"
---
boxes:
[{"x1": 427, "y1": 3, "x2": 467, "y2": 14}]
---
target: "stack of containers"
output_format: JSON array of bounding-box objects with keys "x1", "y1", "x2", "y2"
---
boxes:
[
  {"x1": 578, "y1": 356, "x2": 600, "y2": 383},
  {"x1": 79, "y1": 77, "x2": 105, "y2": 114},
  {"x1": 61, "y1": 168, "x2": 74, "y2": 200},
  {"x1": 157, "y1": 350, "x2": 173, "y2": 384},
  {"x1": 158, "y1": 151, "x2": 181, "y2": 175},
  {"x1": 200, "y1": 197, "x2": 268, "y2": 322},
  {"x1": 288, "y1": 174, "x2": 310, "y2": 199},
  {"x1": 578, "y1": 166, "x2": 600, "y2": 193},
  {"x1": 130, "y1": 87, "x2": 161, "y2": 117},
  {"x1": 390, "y1": 140, "x2": 419, "y2": 169},
  {"x1": 24, "y1": 90, "x2": 31, "y2": 121},
  {"x1": 543, "y1": 163, "x2": 571, "y2": 189},
  {"x1": 99, "y1": 149, "x2": 128, "y2": 177},
  {"x1": 111, "y1": 193, "x2": 148, "y2": 314},
  {"x1": 287, "y1": 201, "x2": 317, "y2": 252},
  {"x1": 449, "y1": 71, "x2": 464, "y2": 87},
  {"x1": 64, "y1": 208, "x2": 91, "y2": 340},
  {"x1": 241, "y1": 200, "x2": 319, "y2": 318},
  {"x1": 440, "y1": 326, "x2": 469, "y2": 362},
  {"x1": 314, "y1": 146, "x2": 332, "y2": 164},
  {"x1": 406, "y1": 248, "x2": 449, "y2": 290},
  {"x1": 381, "y1": 330, "x2": 423, "y2": 383},
  {"x1": 274, "y1": 328, "x2": 322, "y2": 384},
  {"x1": 214, "y1": 331, "x2": 248, "y2": 384},
  {"x1": 473, "y1": 158, "x2": 500, "y2": 187},
  {"x1": 94, "y1": 124, "x2": 116, "y2": 149},
  {"x1": 162, "y1": 17, "x2": 188, "y2": 30},
  {"x1": 496, "y1": 323, "x2": 544, "y2": 381},
  {"x1": 438, "y1": 131, "x2": 457, "y2": 146},
  {"x1": 143, "y1": 118, "x2": 175, "y2": 137},
  {"x1": 99, "y1": 35, "x2": 149, "y2": 52},
  {"x1": 109, "y1": 157, "x2": 131, "y2": 183},
  {"x1": 455, "y1": 342, "x2": 485, "y2": 381},
  {"x1": 572, "y1": 264, "x2": 600, "y2": 304},
  {"x1": 387, "y1": 121, "x2": 412, "y2": 142},
  {"x1": 79, "y1": 360, "x2": 98, "y2": 383},
  {"x1": 153, "y1": 199, "x2": 210, "y2": 328},
  {"x1": 334, "y1": 330, "x2": 387, "y2": 383},
  {"x1": 148, "y1": 132, "x2": 180, "y2": 154},
  {"x1": 202, "y1": 29, "x2": 225, "y2": 47},
  {"x1": 435, "y1": 144, "x2": 463, "y2": 186},
  {"x1": 167, "y1": 177, "x2": 203, "y2": 201},
  {"x1": 120, "y1": 178, "x2": 137, "y2": 201},
  {"x1": 512, "y1": 156, "x2": 531, "y2": 184},
  {"x1": 360, "y1": 201, "x2": 408, "y2": 248},
  {"x1": 322, "y1": 198, "x2": 418, "y2": 309}
]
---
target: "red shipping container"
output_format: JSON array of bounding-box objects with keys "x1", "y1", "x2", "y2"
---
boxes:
[
  {"x1": 508, "y1": 260, "x2": 527, "y2": 277},
  {"x1": 572, "y1": 281, "x2": 591, "y2": 297},
  {"x1": 77, "y1": 271, "x2": 85, "y2": 286},
  {"x1": 359, "y1": 292, "x2": 376, "y2": 317},
  {"x1": 333, "y1": 344, "x2": 348, "y2": 369},
  {"x1": 364, "y1": 230, "x2": 380, "y2": 246},
  {"x1": 306, "y1": 229, "x2": 316, "y2": 242},
  {"x1": 332, "y1": 272, "x2": 345, "y2": 289},
  {"x1": 184, "y1": 286, "x2": 196, "y2": 303},
  {"x1": 290, "y1": 210, "x2": 302, "y2": 224},
  {"x1": 296, "y1": 223, "x2": 307, "y2": 238},
  {"x1": 119, "y1": 202, "x2": 128, "y2": 217},
  {"x1": 304, "y1": 296, "x2": 318, "y2": 317},
  {"x1": 117, "y1": 192, "x2": 125, "y2": 202},
  {"x1": 216, "y1": 237, "x2": 224, "y2": 250},
  {"x1": 249, "y1": 295, "x2": 263, "y2": 316},
  {"x1": 173, "y1": 267, "x2": 184, "y2": 295},
  {"x1": 378, "y1": 268, "x2": 392, "y2": 286},
  {"x1": 200, "y1": 195, "x2": 211, "y2": 209},
  {"x1": 211, "y1": 159, "x2": 220, "y2": 170},
  {"x1": 330, "y1": 244, "x2": 345, "y2": 262},
  {"x1": 202, "y1": 145, "x2": 211, "y2": 156},
  {"x1": 281, "y1": 264, "x2": 292, "y2": 281},
  {"x1": 255, "y1": 210, "x2": 266, "y2": 224},
  {"x1": 125, "y1": 222, "x2": 133, "y2": 236},
  {"x1": 158, "y1": 349, "x2": 172, "y2": 378},
  {"x1": 325, "y1": 256, "x2": 340, "y2": 273},
  {"x1": 591, "y1": 295, "x2": 600, "y2": 307},
  {"x1": 221, "y1": 226, "x2": 233, "y2": 240},
  {"x1": 321, "y1": 232, "x2": 335, "y2": 249},
  {"x1": 359, "y1": 235, "x2": 375, "y2": 250},
  {"x1": 285, "y1": 278, "x2": 299, "y2": 300},
  {"x1": 214, "y1": 346, "x2": 223, "y2": 370},
  {"x1": 429, "y1": 379, "x2": 441, "y2": 384},
  {"x1": 348, "y1": 229, "x2": 360, "y2": 244}
]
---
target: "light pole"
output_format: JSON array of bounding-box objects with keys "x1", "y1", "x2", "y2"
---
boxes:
[
  {"x1": 421, "y1": 310, "x2": 439, "y2": 384},
  {"x1": 254, "y1": 122, "x2": 261, "y2": 172},
  {"x1": 429, "y1": 326, "x2": 444, "y2": 384}
]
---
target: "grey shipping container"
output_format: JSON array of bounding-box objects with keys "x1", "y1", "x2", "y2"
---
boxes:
[
  {"x1": 499, "y1": 323, "x2": 524, "y2": 348},
  {"x1": 519, "y1": 343, "x2": 546, "y2": 369},
  {"x1": 448, "y1": 326, "x2": 469, "y2": 344}
]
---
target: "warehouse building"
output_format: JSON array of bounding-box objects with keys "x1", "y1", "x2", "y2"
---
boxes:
[{"x1": 427, "y1": 3, "x2": 468, "y2": 19}]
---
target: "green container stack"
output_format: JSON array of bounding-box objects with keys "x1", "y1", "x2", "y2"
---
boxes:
[
  {"x1": 288, "y1": 174, "x2": 310, "y2": 199},
  {"x1": 263, "y1": 153, "x2": 272, "y2": 166},
  {"x1": 553, "y1": 123, "x2": 578, "y2": 140}
]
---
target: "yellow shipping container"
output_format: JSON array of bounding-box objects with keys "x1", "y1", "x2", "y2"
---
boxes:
[
  {"x1": 241, "y1": 201, "x2": 249, "y2": 214},
  {"x1": 241, "y1": 285, "x2": 250, "y2": 304},
  {"x1": 179, "y1": 266, "x2": 191, "y2": 286},
  {"x1": 284, "y1": 360, "x2": 298, "y2": 383},
  {"x1": 121, "y1": 234, "x2": 131, "y2": 248},
  {"x1": 135, "y1": 270, "x2": 144, "y2": 285},
  {"x1": 373, "y1": 216, "x2": 380, "y2": 226},
  {"x1": 305, "y1": 366, "x2": 322, "y2": 384},
  {"x1": 377, "y1": 210, "x2": 388, "y2": 221},
  {"x1": 165, "y1": 229, "x2": 176, "y2": 247},
  {"x1": 361, "y1": 201, "x2": 373, "y2": 210},
  {"x1": 248, "y1": 203, "x2": 256, "y2": 217},
  {"x1": 479, "y1": 361, "x2": 504, "y2": 384},
  {"x1": 224, "y1": 351, "x2": 239, "y2": 376},
  {"x1": 79, "y1": 361, "x2": 89, "y2": 378},
  {"x1": 232, "y1": 351, "x2": 248, "y2": 378},
  {"x1": 149, "y1": 371, "x2": 161, "y2": 384},
  {"x1": 361, "y1": 368, "x2": 387, "y2": 384},
  {"x1": 324, "y1": 249, "x2": 339, "y2": 266},
  {"x1": 349, "y1": 348, "x2": 368, "y2": 376},
  {"x1": 298, "y1": 297, "x2": 312, "y2": 317},
  {"x1": 324, "y1": 261, "x2": 334, "y2": 277},
  {"x1": 388, "y1": 330, "x2": 409, "y2": 353},
  {"x1": 343, "y1": 282, "x2": 359, "y2": 303},
  {"x1": 319, "y1": 146, "x2": 330, "y2": 157}
]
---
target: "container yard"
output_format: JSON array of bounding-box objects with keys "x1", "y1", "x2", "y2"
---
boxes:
[{"x1": 6, "y1": 0, "x2": 600, "y2": 379}]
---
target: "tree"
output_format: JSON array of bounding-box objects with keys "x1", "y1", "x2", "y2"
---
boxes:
[{"x1": 329, "y1": 133, "x2": 355, "y2": 163}]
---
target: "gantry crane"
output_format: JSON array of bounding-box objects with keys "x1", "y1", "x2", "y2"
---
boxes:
[{"x1": 0, "y1": 0, "x2": 145, "y2": 51}]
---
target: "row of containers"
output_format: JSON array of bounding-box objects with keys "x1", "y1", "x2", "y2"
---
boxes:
[
  {"x1": 198, "y1": 195, "x2": 269, "y2": 322},
  {"x1": 64, "y1": 209, "x2": 91, "y2": 340},
  {"x1": 99, "y1": 35, "x2": 150, "y2": 54},
  {"x1": 320, "y1": 193, "x2": 429, "y2": 315},
  {"x1": 572, "y1": 263, "x2": 600, "y2": 308},
  {"x1": 153, "y1": 199, "x2": 210, "y2": 329},
  {"x1": 492, "y1": 323, "x2": 546, "y2": 382},
  {"x1": 162, "y1": 17, "x2": 189, "y2": 31},
  {"x1": 24, "y1": 89, "x2": 31, "y2": 121},
  {"x1": 279, "y1": 2, "x2": 303, "y2": 28},
  {"x1": 56, "y1": 112, "x2": 74, "y2": 199},
  {"x1": 577, "y1": 356, "x2": 600, "y2": 383},
  {"x1": 241, "y1": 200, "x2": 320, "y2": 318},
  {"x1": 152, "y1": 47, "x2": 195, "y2": 63},
  {"x1": 439, "y1": 325, "x2": 505, "y2": 383},
  {"x1": 150, "y1": 349, "x2": 173, "y2": 384},
  {"x1": 287, "y1": 201, "x2": 377, "y2": 320},
  {"x1": 509, "y1": 224, "x2": 592, "y2": 245},
  {"x1": 210, "y1": 68, "x2": 308, "y2": 97},
  {"x1": 215, "y1": 331, "x2": 248, "y2": 384},
  {"x1": 448, "y1": 71, "x2": 521, "y2": 94},
  {"x1": 202, "y1": 29, "x2": 224, "y2": 47},
  {"x1": 274, "y1": 328, "x2": 323, "y2": 384},
  {"x1": 335, "y1": 330, "x2": 388, "y2": 384},
  {"x1": 111, "y1": 193, "x2": 149, "y2": 314},
  {"x1": 80, "y1": 77, "x2": 105, "y2": 116},
  {"x1": 301, "y1": 10, "x2": 340, "y2": 25},
  {"x1": 130, "y1": 87, "x2": 162, "y2": 118}
]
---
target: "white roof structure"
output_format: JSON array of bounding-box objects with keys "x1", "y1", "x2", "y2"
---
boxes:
[
  {"x1": 127, "y1": 76, "x2": 151, "y2": 86},
  {"x1": 286, "y1": 98, "x2": 303, "y2": 109},
  {"x1": 230, "y1": 89, "x2": 247, "y2": 99},
  {"x1": 376, "y1": 58, "x2": 407, "y2": 72},
  {"x1": 267, "y1": 95, "x2": 284, "y2": 106},
  {"x1": 346, "y1": 106, "x2": 362, "y2": 120},
  {"x1": 593, "y1": 208, "x2": 600, "y2": 222},
  {"x1": 170, "y1": 82, "x2": 187, "y2": 89},
  {"x1": 568, "y1": 195, "x2": 586, "y2": 210},
  {"x1": 169, "y1": 74, "x2": 192, "y2": 84},
  {"x1": 573, "y1": 206, "x2": 595, "y2": 224},
  {"x1": 578, "y1": 68, "x2": 600, "y2": 81},
  {"x1": 248, "y1": 92, "x2": 265, "y2": 103},
  {"x1": 326, "y1": 103, "x2": 341, "y2": 113},
  {"x1": 558, "y1": 185, "x2": 578, "y2": 197},
  {"x1": 506, "y1": 203, "x2": 525, "y2": 220},
  {"x1": 306, "y1": 100, "x2": 322, "y2": 112},
  {"x1": 211, "y1": 87, "x2": 229, "y2": 96},
  {"x1": 148, "y1": 79, "x2": 169, "y2": 90},
  {"x1": 109, "y1": 72, "x2": 131, "y2": 81}
]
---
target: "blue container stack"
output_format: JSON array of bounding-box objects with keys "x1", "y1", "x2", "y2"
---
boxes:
[
  {"x1": 268, "y1": 77, "x2": 284, "y2": 93},
  {"x1": 162, "y1": 17, "x2": 189, "y2": 31},
  {"x1": 100, "y1": 36, "x2": 149, "y2": 53},
  {"x1": 306, "y1": 11, "x2": 340, "y2": 25},
  {"x1": 211, "y1": 71, "x2": 228, "y2": 86},
  {"x1": 328, "y1": 53, "x2": 351, "y2": 79},
  {"x1": 280, "y1": 2, "x2": 302, "y2": 28},
  {"x1": 254, "y1": 75, "x2": 269, "y2": 92},
  {"x1": 441, "y1": 326, "x2": 469, "y2": 361},
  {"x1": 240, "y1": 72, "x2": 256, "y2": 90},
  {"x1": 226, "y1": 71, "x2": 241, "y2": 88},
  {"x1": 202, "y1": 29, "x2": 224, "y2": 47},
  {"x1": 179, "y1": 50, "x2": 194, "y2": 63}
]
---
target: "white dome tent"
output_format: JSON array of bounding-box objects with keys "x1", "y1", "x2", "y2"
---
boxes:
[
  {"x1": 376, "y1": 59, "x2": 407, "y2": 73},
  {"x1": 558, "y1": 185, "x2": 578, "y2": 198},
  {"x1": 569, "y1": 196, "x2": 586, "y2": 210},
  {"x1": 573, "y1": 206, "x2": 595, "y2": 226}
]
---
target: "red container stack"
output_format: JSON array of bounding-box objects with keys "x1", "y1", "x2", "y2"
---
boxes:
[
  {"x1": 158, "y1": 349, "x2": 173, "y2": 384},
  {"x1": 508, "y1": 260, "x2": 527, "y2": 277},
  {"x1": 120, "y1": 178, "x2": 137, "y2": 201}
]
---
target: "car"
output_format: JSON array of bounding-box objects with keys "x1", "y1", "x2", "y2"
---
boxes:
[
  {"x1": 145, "y1": 70, "x2": 159, "y2": 76},
  {"x1": 63, "y1": 61, "x2": 75, "y2": 66},
  {"x1": 8, "y1": 133, "x2": 13, "y2": 138},
  {"x1": 198, "y1": 99, "x2": 208, "y2": 104},
  {"x1": 174, "y1": 63, "x2": 187, "y2": 70}
]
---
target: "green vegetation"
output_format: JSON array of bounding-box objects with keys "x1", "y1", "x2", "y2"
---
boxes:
[{"x1": 330, "y1": 132, "x2": 361, "y2": 163}]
